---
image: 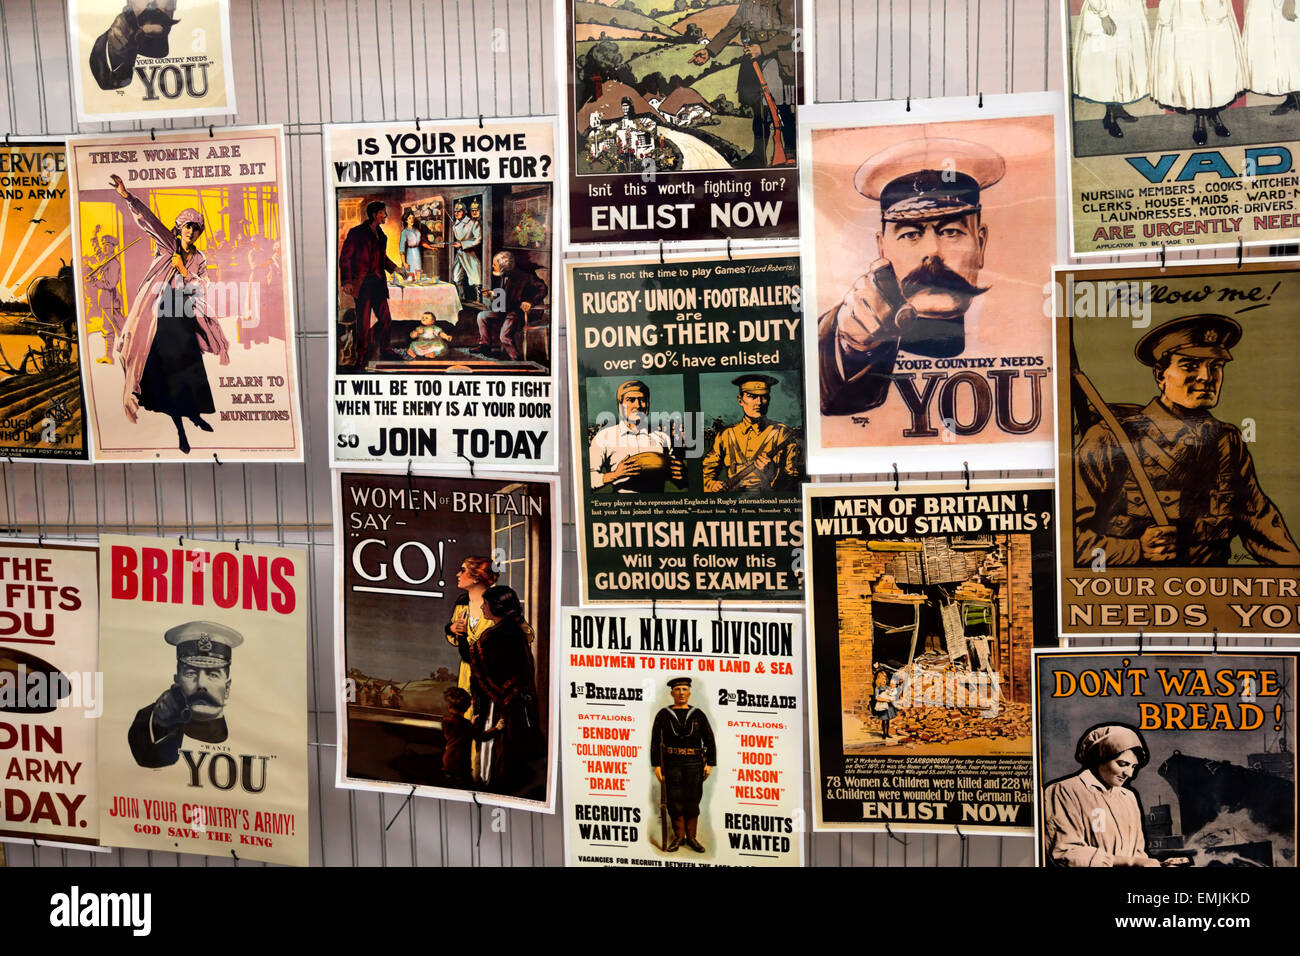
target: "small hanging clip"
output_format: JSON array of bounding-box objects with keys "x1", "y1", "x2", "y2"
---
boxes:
[
  {"x1": 885, "y1": 822, "x2": 908, "y2": 846},
  {"x1": 726, "y1": 237, "x2": 732, "y2": 260},
  {"x1": 415, "y1": 116, "x2": 421, "y2": 131},
  {"x1": 212, "y1": 453, "x2": 222, "y2": 466},
  {"x1": 905, "y1": 96, "x2": 911, "y2": 112},
  {"x1": 1137, "y1": 627, "x2": 1144, "y2": 656},
  {"x1": 1159, "y1": 245, "x2": 1166, "y2": 271},
  {"x1": 384, "y1": 785, "x2": 418, "y2": 831},
  {"x1": 1237, "y1": 237, "x2": 1243, "y2": 269},
  {"x1": 651, "y1": 598, "x2": 658, "y2": 620},
  {"x1": 208, "y1": 125, "x2": 214, "y2": 138},
  {"x1": 1211, "y1": 626, "x2": 1219, "y2": 654},
  {"x1": 459, "y1": 454, "x2": 475, "y2": 477},
  {"x1": 962, "y1": 461, "x2": 970, "y2": 491},
  {"x1": 659, "y1": 239, "x2": 665, "y2": 265},
  {"x1": 717, "y1": 598, "x2": 723, "y2": 622},
  {"x1": 36, "y1": 534, "x2": 44, "y2": 547},
  {"x1": 478, "y1": 114, "x2": 484, "y2": 129},
  {"x1": 233, "y1": 538, "x2": 240, "y2": 552},
  {"x1": 892, "y1": 462, "x2": 900, "y2": 492},
  {"x1": 977, "y1": 92, "x2": 984, "y2": 109},
  {"x1": 150, "y1": 128, "x2": 156, "y2": 141}
]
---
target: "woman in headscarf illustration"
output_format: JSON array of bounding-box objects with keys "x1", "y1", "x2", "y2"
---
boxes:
[{"x1": 109, "y1": 173, "x2": 230, "y2": 454}]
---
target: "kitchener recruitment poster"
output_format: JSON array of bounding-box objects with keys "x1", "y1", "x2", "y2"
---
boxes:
[
  {"x1": 567, "y1": 251, "x2": 805, "y2": 606},
  {"x1": 0, "y1": 542, "x2": 99, "y2": 849},
  {"x1": 562, "y1": 607, "x2": 803, "y2": 867},
  {"x1": 96, "y1": 534, "x2": 309, "y2": 866},
  {"x1": 561, "y1": 0, "x2": 802, "y2": 246},
  {"x1": 799, "y1": 93, "x2": 1065, "y2": 473},
  {"x1": 1056, "y1": 258, "x2": 1300, "y2": 637},
  {"x1": 1035, "y1": 649, "x2": 1297, "y2": 867},
  {"x1": 804, "y1": 481, "x2": 1058, "y2": 834},
  {"x1": 326, "y1": 119, "x2": 559, "y2": 472},
  {"x1": 68, "y1": 126, "x2": 303, "y2": 462},
  {"x1": 334, "y1": 470, "x2": 559, "y2": 813},
  {"x1": 1063, "y1": 0, "x2": 1300, "y2": 255},
  {"x1": 69, "y1": 0, "x2": 238, "y2": 123},
  {"x1": 0, "y1": 141, "x2": 88, "y2": 461}
]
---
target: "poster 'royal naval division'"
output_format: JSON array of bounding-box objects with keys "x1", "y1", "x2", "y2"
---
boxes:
[
  {"x1": 326, "y1": 119, "x2": 559, "y2": 471},
  {"x1": 68, "y1": 127, "x2": 302, "y2": 462},
  {"x1": 96, "y1": 535, "x2": 309, "y2": 866},
  {"x1": 0, "y1": 543, "x2": 100, "y2": 849},
  {"x1": 68, "y1": 0, "x2": 238, "y2": 123},
  {"x1": 0, "y1": 141, "x2": 88, "y2": 462},
  {"x1": 1034, "y1": 649, "x2": 1297, "y2": 867},
  {"x1": 561, "y1": 0, "x2": 802, "y2": 246},
  {"x1": 566, "y1": 251, "x2": 805, "y2": 606},
  {"x1": 334, "y1": 470, "x2": 560, "y2": 813},
  {"x1": 1064, "y1": 0, "x2": 1300, "y2": 255},
  {"x1": 799, "y1": 93, "x2": 1066, "y2": 473},
  {"x1": 1056, "y1": 258, "x2": 1300, "y2": 636},
  {"x1": 804, "y1": 481, "x2": 1058, "y2": 833},
  {"x1": 562, "y1": 607, "x2": 803, "y2": 866}
]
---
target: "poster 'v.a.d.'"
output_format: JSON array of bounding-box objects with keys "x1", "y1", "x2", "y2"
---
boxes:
[
  {"x1": 334, "y1": 470, "x2": 560, "y2": 813},
  {"x1": 1056, "y1": 258, "x2": 1300, "y2": 637},
  {"x1": 562, "y1": 607, "x2": 804, "y2": 867},
  {"x1": 0, "y1": 542, "x2": 100, "y2": 849},
  {"x1": 68, "y1": 127, "x2": 303, "y2": 462},
  {"x1": 799, "y1": 92, "x2": 1066, "y2": 473},
  {"x1": 68, "y1": 0, "x2": 237, "y2": 123},
  {"x1": 804, "y1": 480, "x2": 1058, "y2": 833},
  {"x1": 567, "y1": 251, "x2": 805, "y2": 606},
  {"x1": 1063, "y1": 0, "x2": 1300, "y2": 255},
  {"x1": 96, "y1": 535, "x2": 308, "y2": 866},
  {"x1": 326, "y1": 119, "x2": 559, "y2": 471},
  {"x1": 559, "y1": 0, "x2": 803, "y2": 246},
  {"x1": 1034, "y1": 649, "x2": 1296, "y2": 867},
  {"x1": 0, "y1": 141, "x2": 88, "y2": 461}
]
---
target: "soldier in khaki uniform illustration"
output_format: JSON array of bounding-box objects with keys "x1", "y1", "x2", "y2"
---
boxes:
[
  {"x1": 701, "y1": 374, "x2": 802, "y2": 494},
  {"x1": 1073, "y1": 313, "x2": 1299, "y2": 566}
]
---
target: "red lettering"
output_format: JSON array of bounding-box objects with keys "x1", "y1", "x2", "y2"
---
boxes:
[
  {"x1": 111, "y1": 545, "x2": 139, "y2": 600},
  {"x1": 241, "y1": 555, "x2": 268, "y2": 611},
  {"x1": 270, "y1": 557, "x2": 296, "y2": 614},
  {"x1": 142, "y1": 547, "x2": 167, "y2": 602},
  {"x1": 212, "y1": 552, "x2": 238, "y2": 608}
]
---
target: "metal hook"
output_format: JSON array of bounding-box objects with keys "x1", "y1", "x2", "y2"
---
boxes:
[
  {"x1": 717, "y1": 598, "x2": 723, "y2": 621},
  {"x1": 726, "y1": 237, "x2": 732, "y2": 260},
  {"x1": 233, "y1": 538, "x2": 240, "y2": 552},
  {"x1": 208, "y1": 125, "x2": 214, "y2": 138},
  {"x1": 892, "y1": 463, "x2": 899, "y2": 492},
  {"x1": 384, "y1": 785, "x2": 418, "y2": 831},
  {"x1": 472, "y1": 790, "x2": 483, "y2": 849},
  {"x1": 977, "y1": 92, "x2": 984, "y2": 109},
  {"x1": 459, "y1": 454, "x2": 475, "y2": 477},
  {"x1": 150, "y1": 128, "x2": 156, "y2": 142},
  {"x1": 212, "y1": 453, "x2": 222, "y2": 466},
  {"x1": 36, "y1": 534, "x2": 44, "y2": 547},
  {"x1": 478, "y1": 114, "x2": 484, "y2": 129},
  {"x1": 415, "y1": 116, "x2": 421, "y2": 131},
  {"x1": 963, "y1": 461, "x2": 970, "y2": 491},
  {"x1": 1137, "y1": 627, "x2": 1144, "y2": 656},
  {"x1": 230, "y1": 849, "x2": 239, "y2": 863},
  {"x1": 885, "y1": 822, "x2": 908, "y2": 846},
  {"x1": 905, "y1": 96, "x2": 911, "y2": 112},
  {"x1": 178, "y1": 535, "x2": 184, "y2": 547},
  {"x1": 1212, "y1": 627, "x2": 1219, "y2": 654},
  {"x1": 659, "y1": 239, "x2": 664, "y2": 265},
  {"x1": 1159, "y1": 245, "x2": 1166, "y2": 271},
  {"x1": 4, "y1": 132, "x2": 10, "y2": 145},
  {"x1": 651, "y1": 598, "x2": 658, "y2": 620},
  {"x1": 1237, "y1": 238, "x2": 1243, "y2": 269}
]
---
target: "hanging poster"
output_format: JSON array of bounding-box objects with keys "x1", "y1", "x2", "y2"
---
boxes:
[
  {"x1": 798, "y1": 92, "x2": 1066, "y2": 473},
  {"x1": 334, "y1": 470, "x2": 560, "y2": 813},
  {"x1": 68, "y1": 0, "x2": 237, "y2": 123},
  {"x1": 325, "y1": 119, "x2": 559, "y2": 472},
  {"x1": 566, "y1": 250, "x2": 805, "y2": 606},
  {"x1": 0, "y1": 141, "x2": 88, "y2": 462},
  {"x1": 561, "y1": 607, "x2": 803, "y2": 866},
  {"x1": 804, "y1": 480, "x2": 1058, "y2": 833},
  {"x1": 559, "y1": 0, "x2": 802, "y2": 246},
  {"x1": 1055, "y1": 258, "x2": 1300, "y2": 637},
  {"x1": 1062, "y1": 0, "x2": 1300, "y2": 256},
  {"x1": 0, "y1": 542, "x2": 100, "y2": 849},
  {"x1": 96, "y1": 534, "x2": 308, "y2": 866},
  {"x1": 67, "y1": 126, "x2": 302, "y2": 462},
  {"x1": 1034, "y1": 648, "x2": 1297, "y2": 867}
]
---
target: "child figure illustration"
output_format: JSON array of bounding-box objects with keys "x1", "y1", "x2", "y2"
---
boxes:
[
  {"x1": 407, "y1": 311, "x2": 455, "y2": 359},
  {"x1": 441, "y1": 686, "x2": 504, "y2": 787}
]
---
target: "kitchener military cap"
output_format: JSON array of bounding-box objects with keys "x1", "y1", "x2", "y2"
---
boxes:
[
  {"x1": 855, "y1": 138, "x2": 1006, "y2": 223},
  {"x1": 1075, "y1": 724, "x2": 1148, "y2": 767},
  {"x1": 667, "y1": 677, "x2": 692, "y2": 688},
  {"x1": 616, "y1": 380, "x2": 650, "y2": 402},
  {"x1": 733, "y1": 374, "x2": 779, "y2": 395},
  {"x1": 1134, "y1": 314, "x2": 1241, "y2": 367},
  {"x1": 165, "y1": 621, "x2": 245, "y2": 669}
]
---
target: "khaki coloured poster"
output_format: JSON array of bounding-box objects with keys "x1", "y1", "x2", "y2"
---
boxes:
[
  {"x1": 0, "y1": 542, "x2": 100, "y2": 849},
  {"x1": 69, "y1": 0, "x2": 237, "y2": 123},
  {"x1": 799, "y1": 92, "x2": 1066, "y2": 473},
  {"x1": 68, "y1": 127, "x2": 302, "y2": 462},
  {"x1": 1063, "y1": 0, "x2": 1300, "y2": 255},
  {"x1": 1055, "y1": 258, "x2": 1300, "y2": 636},
  {"x1": 96, "y1": 535, "x2": 308, "y2": 866}
]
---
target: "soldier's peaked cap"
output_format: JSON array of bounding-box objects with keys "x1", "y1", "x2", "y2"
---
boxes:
[
  {"x1": 1135, "y1": 313, "x2": 1241, "y2": 366},
  {"x1": 855, "y1": 138, "x2": 1005, "y2": 223},
  {"x1": 667, "y1": 677, "x2": 692, "y2": 688},
  {"x1": 165, "y1": 621, "x2": 244, "y2": 669},
  {"x1": 733, "y1": 374, "x2": 779, "y2": 394},
  {"x1": 616, "y1": 379, "x2": 650, "y2": 401}
]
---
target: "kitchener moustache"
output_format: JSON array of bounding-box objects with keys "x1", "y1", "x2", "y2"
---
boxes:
[
  {"x1": 187, "y1": 691, "x2": 221, "y2": 706},
  {"x1": 136, "y1": 11, "x2": 181, "y2": 29},
  {"x1": 899, "y1": 259, "x2": 988, "y2": 300}
]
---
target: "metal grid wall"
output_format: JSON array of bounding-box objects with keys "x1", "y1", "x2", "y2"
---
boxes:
[{"x1": 0, "y1": 0, "x2": 1091, "y2": 868}]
